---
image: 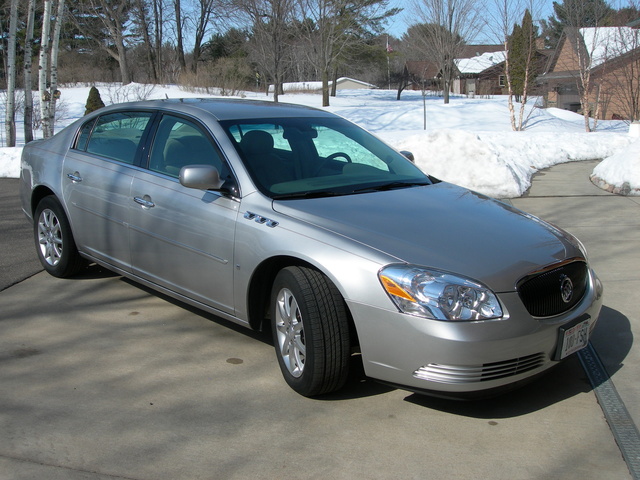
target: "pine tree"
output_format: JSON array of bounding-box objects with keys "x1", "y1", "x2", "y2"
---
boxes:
[
  {"x1": 508, "y1": 10, "x2": 537, "y2": 99},
  {"x1": 85, "y1": 86, "x2": 106, "y2": 115}
]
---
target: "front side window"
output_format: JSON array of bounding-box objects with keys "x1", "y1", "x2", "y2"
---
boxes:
[
  {"x1": 222, "y1": 116, "x2": 430, "y2": 198},
  {"x1": 79, "y1": 112, "x2": 152, "y2": 164},
  {"x1": 148, "y1": 115, "x2": 224, "y2": 178}
]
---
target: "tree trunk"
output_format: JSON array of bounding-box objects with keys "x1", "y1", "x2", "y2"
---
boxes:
[
  {"x1": 322, "y1": 68, "x2": 330, "y2": 107},
  {"x1": 23, "y1": 0, "x2": 36, "y2": 143},
  {"x1": 39, "y1": 0, "x2": 53, "y2": 139},
  {"x1": 175, "y1": 0, "x2": 187, "y2": 72},
  {"x1": 153, "y1": 0, "x2": 164, "y2": 82},
  {"x1": 48, "y1": 0, "x2": 66, "y2": 136},
  {"x1": 136, "y1": 0, "x2": 158, "y2": 82},
  {"x1": 5, "y1": 0, "x2": 18, "y2": 147}
]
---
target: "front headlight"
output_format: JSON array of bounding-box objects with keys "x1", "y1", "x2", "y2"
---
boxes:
[{"x1": 378, "y1": 265, "x2": 503, "y2": 321}]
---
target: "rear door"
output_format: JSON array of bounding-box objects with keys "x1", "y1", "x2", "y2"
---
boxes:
[
  {"x1": 63, "y1": 111, "x2": 153, "y2": 271},
  {"x1": 128, "y1": 114, "x2": 239, "y2": 314}
]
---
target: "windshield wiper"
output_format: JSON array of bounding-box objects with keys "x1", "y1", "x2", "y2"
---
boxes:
[
  {"x1": 271, "y1": 190, "x2": 349, "y2": 200},
  {"x1": 352, "y1": 180, "x2": 432, "y2": 193}
]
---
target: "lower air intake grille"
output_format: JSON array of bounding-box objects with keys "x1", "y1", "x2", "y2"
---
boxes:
[
  {"x1": 518, "y1": 260, "x2": 588, "y2": 318},
  {"x1": 414, "y1": 353, "x2": 546, "y2": 384}
]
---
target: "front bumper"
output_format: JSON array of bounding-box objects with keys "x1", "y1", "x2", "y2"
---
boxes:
[{"x1": 348, "y1": 269, "x2": 603, "y2": 395}]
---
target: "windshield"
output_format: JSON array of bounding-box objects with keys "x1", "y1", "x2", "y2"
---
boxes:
[{"x1": 221, "y1": 116, "x2": 431, "y2": 199}]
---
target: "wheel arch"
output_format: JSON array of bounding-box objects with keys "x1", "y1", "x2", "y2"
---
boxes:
[
  {"x1": 246, "y1": 255, "x2": 360, "y2": 349},
  {"x1": 30, "y1": 185, "x2": 57, "y2": 216}
]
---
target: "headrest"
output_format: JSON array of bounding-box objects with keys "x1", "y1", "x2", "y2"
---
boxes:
[{"x1": 240, "y1": 130, "x2": 274, "y2": 155}]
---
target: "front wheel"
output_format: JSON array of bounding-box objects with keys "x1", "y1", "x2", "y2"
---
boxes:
[
  {"x1": 33, "y1": 196, "x2": 86, "y2": 278},
  {"x1": 271, "y1": 266, "x2": 351, "y2": 396}
]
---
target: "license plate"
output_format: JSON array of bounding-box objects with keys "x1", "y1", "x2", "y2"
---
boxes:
[{"x1": 559, "y1": 318, "x2": 591, "y2": 359}]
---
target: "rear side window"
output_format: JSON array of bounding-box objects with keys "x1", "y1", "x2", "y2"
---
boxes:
[{"x1": 76, "y1": 112, "x2": 152, "y2": 164}]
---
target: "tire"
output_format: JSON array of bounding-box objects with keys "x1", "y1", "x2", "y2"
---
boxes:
[
  {"x1": 33, "y1": 196, "x2": 86, "y2": 278},
  {"x1": 271, "y1": 266, "x2": 351, "y2": 396}
]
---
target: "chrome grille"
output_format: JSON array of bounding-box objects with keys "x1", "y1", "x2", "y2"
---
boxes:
[
  {"x1": 414, "y1": 353, "x2": 546, "y2": 384},
  {"x1": 517, "y1": 260, "x2": 588, "y2": 318}
]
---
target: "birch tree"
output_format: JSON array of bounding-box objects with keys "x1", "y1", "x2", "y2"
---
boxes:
[
  {"x1": 40, "y1": 0, "x2": 66, "y2": 138},
  {"x1": 24, "y1": 0, "x2": 37, "y2": 143},
  {"x1": 4, "y1": 0, "x2": 18, "y2": 147},
  {"x1": 39, "y1": 0, "x2": 53, "y2": 138}
]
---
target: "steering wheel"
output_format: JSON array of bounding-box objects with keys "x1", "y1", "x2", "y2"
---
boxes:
[
  {"x1": 327, "y1": 152, "x2": 352, "y2": 163},
  {"x1": 313, "y1": 152, "x2": 352, "y2": 176}
]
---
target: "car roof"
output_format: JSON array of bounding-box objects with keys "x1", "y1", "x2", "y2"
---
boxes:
[{"x1": 95, "y1": 98, "x2": 336, "y2": 121}]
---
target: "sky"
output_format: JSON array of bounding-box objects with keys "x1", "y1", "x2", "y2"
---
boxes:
[
  {"x1": 383, "y1": 0, "x2": 556, "y2": 43},
  {"x1": 1, "y1": 83, "x2": 638, "y2": 197}
]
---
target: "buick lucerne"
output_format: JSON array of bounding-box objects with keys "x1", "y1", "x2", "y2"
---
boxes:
[{"x1": 20, "y1": 98, "x2": 603, "y2": 398}]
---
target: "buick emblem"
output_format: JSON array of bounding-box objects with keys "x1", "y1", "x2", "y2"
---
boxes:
[{"x1": 560, "y1": 275, "x2": 574, "y2": 303}]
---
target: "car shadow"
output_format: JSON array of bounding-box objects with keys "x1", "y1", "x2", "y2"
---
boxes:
[
  {"x1": 588, "y1": 305, "x2": 633, "y2": 384},
  {"x1": 402, "y1": 305, "x2": 632, "y2": 418},
  {"x1": 402, "y1": 355, "x2": 592, "y2": 418},
  {"x1": 79, "y1": 266, "x2": 633, "y2": 410}
]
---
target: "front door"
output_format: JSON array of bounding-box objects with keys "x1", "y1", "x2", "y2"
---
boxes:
[{"x1": 128, "y1": 114, "x2": 239, "y2": 314}]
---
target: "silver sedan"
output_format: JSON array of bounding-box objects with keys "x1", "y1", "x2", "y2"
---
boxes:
[{"x1": 20, "y1": 98, "x2": 603, "y2": 398}]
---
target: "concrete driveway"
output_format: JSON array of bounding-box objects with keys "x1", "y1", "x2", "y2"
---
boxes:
[{"x1": 1, "y1": 164, "x2": 638, "y2": 480}]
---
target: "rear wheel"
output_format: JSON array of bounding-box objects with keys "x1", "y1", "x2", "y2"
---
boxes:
[
  {"x1": 271, "y1": 266, "x2": 351, "y2": 396},
  {"x1": 34, "y1": 196, "x2": 86, "y2": 278}
]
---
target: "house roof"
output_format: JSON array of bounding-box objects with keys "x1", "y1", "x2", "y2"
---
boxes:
[
  {"x1": 405, "y1": 61, "x2": 441, "y2": 79},
  {"x1": 456, "y1": 51, "x2": 506, "y2": 74},
  {"x1": 458, "y1": 45, "x2": 504, "y2": 58},
  {"x1": 580, "y1": 26, "x2": 640, "y2": 68}
]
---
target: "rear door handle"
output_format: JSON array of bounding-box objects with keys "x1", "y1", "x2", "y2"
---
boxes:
[
  {"x1": 67, "y1": 172, "x2": 82, "y2": 183},
  {"x1": 133, "y1": 196, "x2": 155, "y2": 209}
]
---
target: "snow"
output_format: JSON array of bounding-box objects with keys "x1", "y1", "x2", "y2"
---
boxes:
[
  {"x1": 592, "y1": 138, "x2": 640, "y2": 193},
  {"x1": 581, "y1": 26, "x2": 640, "y2": 69},
  {"x1": 455, "y1": 51, "x2": 506, "y2": 74},
  {"x1": 1, "y1": 83, "x2": 638, "y2": 197}
]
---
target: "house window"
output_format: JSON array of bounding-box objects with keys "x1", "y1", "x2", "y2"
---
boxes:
[{"x1": 499, "y1": 75, "x2": 505, "y2": 87}]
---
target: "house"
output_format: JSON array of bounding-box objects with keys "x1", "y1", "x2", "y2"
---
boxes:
[
  {"x1": 399, "y1": 46, "x2": 505, "y2": 95},
  {"x1": 537, "y1": 25, "x2": 640, "y2": 121},
  {"x1": 269, "y1": 77, "x2": 377, "y2": 93},
  {"x1": 401, "y1": 43, "x2": 551, "y2": 98},
  {"x1": 454, "y1": 49, "x2": 506, "y2": 96}
]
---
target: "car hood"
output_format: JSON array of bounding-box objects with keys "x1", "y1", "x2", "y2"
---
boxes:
[{"x1": 272, "y1": 182, "x2": 584, "y2": 292}]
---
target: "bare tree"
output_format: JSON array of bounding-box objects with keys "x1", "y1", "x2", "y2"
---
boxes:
[
  {"x1": 151, "y1": 0, "x2": 167, "y2": 80},
  {"x1": 4, "y1": 0, "x2": 18, "y2": 147},
  {"x1": 236, "y1": 0, "x2": 296, "y2": 102},
  {"x1": 174, "y1": 0, "x2": 188, "y2": 72},
  {"x1": 40, "y1": 0, "x2": 66, "y2": 138},
  {"x1": 487, "y1": 0, "x2": 545, "y2": 130},
  {"x1": 132, "y1": 0, "x2": 158, "y2": 82},
  {"x1": 39, "y1": 0, "x2": 53, "y2": 137},
  {"x1": 297, "y1": 0, "x2": 398, "y2": 107},
  {"x1": 24, "y1": 0, "x2": 37, "y2": 143},
  {"x1": 69, "y1": 0, "x2": 133, "y2": 84},
  {"x1": 595, "y1": 25, "x2": 640, "y2": 122},
  {"x1": 555, "y1": 0, "x2": 612, "y2": 131},
  {"x1": 409, "y1": 0, "x2": 484, "y2": 104},
  {"x1": 191, "y1": 0, "x2": 218, "y2": 73}
]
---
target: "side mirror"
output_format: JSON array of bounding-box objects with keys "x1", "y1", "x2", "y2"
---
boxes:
[
  {"x1": 179, "y1": 165, "x2": 224, "y2": 190},
  {"x1": 400, "y1": 151, "x2": 415, "y2": 163}
]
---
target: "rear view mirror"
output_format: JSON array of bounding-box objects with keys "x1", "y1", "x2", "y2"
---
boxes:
[
  {"x1": 400, "y1": 151, "x2": 415, "y2": 163},
  {"x1": 179, "y1": 165, "x2": 224, "y2": 190}
]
